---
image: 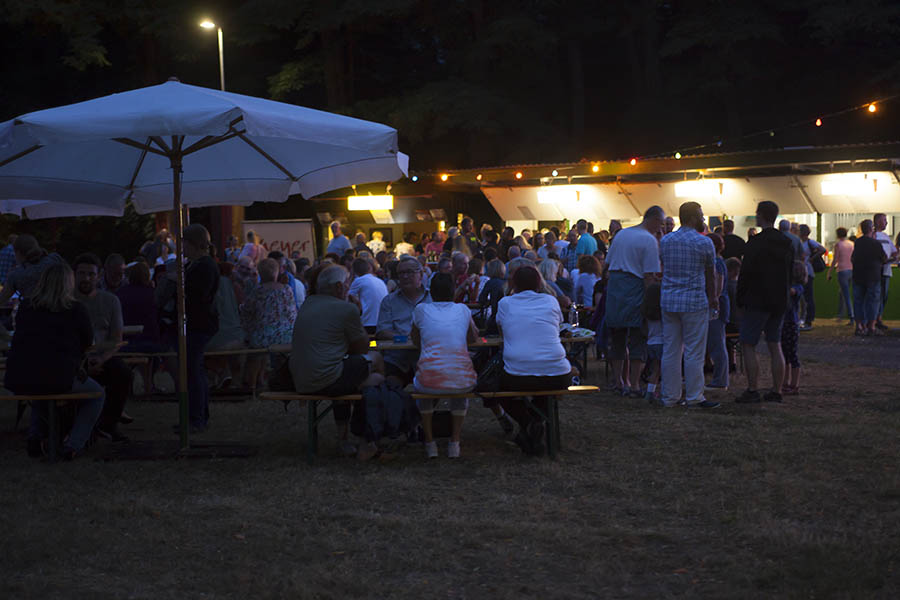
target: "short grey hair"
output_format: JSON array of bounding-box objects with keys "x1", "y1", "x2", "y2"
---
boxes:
[
  {"x1": 398, "y1": 255, "x2": 422, "y2": 273},
  {"x1": 316, "y1": 265, "x2": 348, "y2": 294},
  {"x1": 778, "y1": 219, "x2": 791, "y2": 232},
  {"x1": 860, "y1": 219, "x2": 874, "y2": 235}
]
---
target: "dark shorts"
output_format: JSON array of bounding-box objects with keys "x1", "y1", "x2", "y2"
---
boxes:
[
  {"x1": 315, "y1": 355, "x2": 371, "y2": 397},
  {"x1": 740, "y1": 309, "x2": 784, "y2": 345},
  {"x1": 384, "y1": 361, "x2": 414, "y2": 386},
  {"x1": 607, "y1": 326, "x2": 648, "y2": 361}
]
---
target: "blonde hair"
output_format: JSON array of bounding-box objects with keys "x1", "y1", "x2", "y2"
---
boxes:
[{"x1": 31, "y1": 262, "x2": 75, "y2": 312}]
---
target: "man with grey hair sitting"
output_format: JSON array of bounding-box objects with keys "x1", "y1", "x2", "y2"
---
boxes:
[
  {"x1": 376, "y1": 256, "x2": 431, "y2": 386},
  {"x1": 290, "y1": 264, "x2": 384, "y2": 459}
]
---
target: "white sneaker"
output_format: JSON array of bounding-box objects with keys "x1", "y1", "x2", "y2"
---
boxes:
[
  {"x1": 424, "y1": 441, "x2": 438, "y2": 459},
  {"x1": 447, "y1": 441, "x2": 460, "y2": 459}
]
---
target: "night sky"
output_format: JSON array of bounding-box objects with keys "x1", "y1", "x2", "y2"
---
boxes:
[{"x1": 2, "y1": 0, "x2": 899, "y2": 170}]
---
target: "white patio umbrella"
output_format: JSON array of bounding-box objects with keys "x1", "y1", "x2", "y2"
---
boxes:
[{"x1": 0, "y1": 79, "x2": 408, "y2": 448}]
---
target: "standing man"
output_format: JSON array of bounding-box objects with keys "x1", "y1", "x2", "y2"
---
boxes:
[
  {"x1": 0, "y1": 234, "x2": 17, "y2": 286},
  {"x1": 394, "y1": 233, "x2": 416, "y2": 257},
  {"x1": 663, "y1": 217, "x2": 676, "y2": 236},
  {"x1": 873, "y1": 213, "x2": 898, "y2": 330},
  {"x1": 182, "y1": 224, "x2": 220, "y2": 432},
  {"x1": 604, "y1": 206, "x2": 665, "y2": 396},
  {"x1": 797, "y1": 224, "x2": 826, "y2": 331},
  {"x1": 348, "y1": 258, "x2": 389, "y2": 334},
  {"x1": 721, "y1": 219, "x2": 745, "y2": 259},
  {"x1": 460, "y1": 217, "x2": 480, "y2": 256},
  {"x1": 658, "y1": 202, "x2": 719, "y2": 409},
  {"x1": 326, "y1": 221, "x2": 352, "y2": 255},
  {"x1": 99, "y1": 254, "x2": 128, "y2": 293},
  {"x1": 852, "y1": 219, "x2": 887, "y2": 336},
  {"x1": 73, "y1": 252, "x2": 132, "y2": 441},
  {"x1": 498, "y1": 226, "x2": 516, "y2": 262},
  {"x1": 575, "y1": 219, "x2": 598, "y2": 256},
  {"x1": 736, "y1": 201, "x2": 793, "y2": 404}
]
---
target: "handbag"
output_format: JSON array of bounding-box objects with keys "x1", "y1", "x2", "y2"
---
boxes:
[{"x1": 811, "y1": 255, "x2": 826, "y2": 273}]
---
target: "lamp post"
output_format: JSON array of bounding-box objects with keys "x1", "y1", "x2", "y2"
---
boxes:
[{"x1": 199, "y1": 20, "x2": 225, "y2": 91}]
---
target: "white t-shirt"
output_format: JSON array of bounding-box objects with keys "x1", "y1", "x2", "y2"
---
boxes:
[
  {"x1": 394, "y1": 242, "x2": 415, "y2": 257},
  {"x1": 875, "y1": 231, "x2": 897, "y2": 277},
  {"x1": 348, "y1": 273, "x2": 388, "y2": 327},
  {"x1": 647, "y1": 320, "x2": 663, "y2": 346},
  {"x1": 496, "y1": 291, "x2": 570, "y2": 377},
  {"x1": 606, "y1": 225, "x2": 660, "y2": 278},
  {"x1": 367, "y1": 239, "x2": 386, "y2": 255},
  {"x1": 412, "y1": 302, "x2": 476, "y2": 392},
  {"x1": 554, "y1": 240, "x2": 570, "y2": 254}
]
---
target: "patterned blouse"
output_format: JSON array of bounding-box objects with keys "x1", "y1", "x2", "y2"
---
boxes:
[{"x1": 240, "y1": 283, "x2": 297, "y2": 348}]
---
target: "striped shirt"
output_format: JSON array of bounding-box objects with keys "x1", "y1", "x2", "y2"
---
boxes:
[{"x1": 660, "y1": 227, "x2": 715, "y2": 313}]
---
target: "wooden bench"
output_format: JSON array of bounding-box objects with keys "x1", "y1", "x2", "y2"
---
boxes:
[
  {"x1": 260, "y1": 385, "x2": 599, "y2": 463},
  {"x1": 3, "y1": 392, "x2": 104, "y2": 461}
]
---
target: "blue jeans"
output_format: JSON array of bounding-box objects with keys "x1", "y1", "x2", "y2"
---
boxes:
[
  {"x1": 837, "y1": 270, "x2": 853, "y2": 319},
  {"x1": 28, "y1": 377, "x2": 105, "y2": 451},
  {"x1": 187, "y1": 332, "x2": 213, "y2": 428},
  {"x1": 706, "y1": 317, "x2": 729, "y2": 388},
  {"x1": 853, "y1": 281, "x2": 881, "y2": 323},
  {"x1": 879, "y1": 276, "x2": 891, "y2": 317},
  {"x1": 802, "y1": 276, "x2": 816, "y2": 325}
]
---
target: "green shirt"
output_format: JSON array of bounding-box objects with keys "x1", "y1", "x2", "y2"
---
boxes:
[{"x1": 289, "y1": 294, "x2": 367, "y2": 393}]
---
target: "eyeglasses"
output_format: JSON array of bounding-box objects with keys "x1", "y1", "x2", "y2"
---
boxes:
[{"x1": 397, "y1": 270, "x2": 420, "y2": 277}]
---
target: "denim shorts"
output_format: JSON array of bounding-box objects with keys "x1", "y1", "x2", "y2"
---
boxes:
[{"x1": 740, "y1": 309, "x2": 784, "y2": 345}]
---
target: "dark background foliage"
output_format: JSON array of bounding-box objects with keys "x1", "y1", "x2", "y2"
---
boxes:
[{"x1": 2, "y1": 0, "x2": 898, "y2": 258}]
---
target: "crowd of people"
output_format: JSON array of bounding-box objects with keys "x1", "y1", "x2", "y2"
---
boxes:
[{"x1": 0, "y1": 208, "x2": 896, "y2": 461}]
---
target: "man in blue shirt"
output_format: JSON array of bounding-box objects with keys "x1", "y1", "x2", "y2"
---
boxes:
[
  {"x1": 326, "y1": 222, "x2": 352, "y2": 255},
  {"x1": 574, "y1": 219, "x2": 597, "y2": 256},
  {"x1": 0, "y1": 234, "x2": 17, "y2": 286},
  {"x1": 659, "y1": 201, "x2": 719, "y2": 409}
]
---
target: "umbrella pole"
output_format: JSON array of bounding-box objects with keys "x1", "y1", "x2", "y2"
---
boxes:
[{"x1": 170, "y1": 148, "x2": 190, "y2": 450}]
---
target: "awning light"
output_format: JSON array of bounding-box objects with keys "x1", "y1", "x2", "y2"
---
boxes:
[{"x1": 348, "y1": 195, "x2": 393, "y2": 211}]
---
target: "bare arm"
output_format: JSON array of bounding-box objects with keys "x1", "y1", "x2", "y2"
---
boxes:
[
  {"x1": 348, "y1": 335, "x2": 370, "y2": 355},
  {"x1": 466, "y1": 317, "x2": 479, "y2": 343}
]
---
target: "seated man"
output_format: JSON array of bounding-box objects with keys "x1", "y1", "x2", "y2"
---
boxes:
[
  {"x1": 73, "y1": 252, "x2": 133, "y2": 442},
  {"x1": 349, "y1": 258, "x2": 388, "y2": 334},
  {"x1": 290, "y1": 265, "x2": 384, "y2": 459},
  {"x1": 376, "y1": 256, "x2": 431, "y2": 386}
]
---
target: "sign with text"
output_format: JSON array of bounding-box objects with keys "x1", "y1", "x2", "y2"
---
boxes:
[{"x1": 242, "y1": 219, "x2": 316, "y2": 261}]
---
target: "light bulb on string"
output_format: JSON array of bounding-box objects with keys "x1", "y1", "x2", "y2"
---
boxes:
[
  {"x1": 630, "y1": 158, "x2": 637, "y2": 166},
  {"x1": 674, "y1": 152, "x2": 682, "y2": 159},
  {"x1": 815, "y1": 118, "x2": 822, "y2": 127},
  {"x1": 868, "y1": 103, "x2": 877, "y2": 113}
]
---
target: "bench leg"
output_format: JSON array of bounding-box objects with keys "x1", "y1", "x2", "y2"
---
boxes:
[
  {"x1": 47, "y1": 400, "x2": 59, "y2": 463},
  {"x1": 307, "y1": 399, "x2": 318, "y2": 465},
  {"x1": 545, "y1": 397, "x2": 560, "y2": 459}
]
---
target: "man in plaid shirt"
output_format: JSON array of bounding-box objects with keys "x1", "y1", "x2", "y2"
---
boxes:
[{"x1": 659, "y1": 202, "x2": 719, "y2": 408}]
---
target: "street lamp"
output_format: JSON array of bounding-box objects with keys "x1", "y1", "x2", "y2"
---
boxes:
[{"x1": 199, "y1": 19, "x2": 225, "y2": 91}]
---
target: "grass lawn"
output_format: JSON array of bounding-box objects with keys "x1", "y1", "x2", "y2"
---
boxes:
[{"x1": 1, "y1": 321, "x2": 898, "y2": 599}]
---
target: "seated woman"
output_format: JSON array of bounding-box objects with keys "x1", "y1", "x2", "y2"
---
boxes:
[
  {"x1": 574, "y1": 254, "x2": 601, "y2": 306},
  {"x1": 115, "y1": 262, "x2": 161, "y2": 353},
  {"x1": 410, "y1": 273, "x2": 478, "y2": 459},
  {"x1": 5, "y1": 263, "x2": 105, "y2": 460},
  {"x1": 538, "y1": 258, "x2": 573, "y2": 312},
  {"x1": 240, "y1": 258, "x2": 298, "y2": 395},
  {"x1": 496, "y1": 265, "x2": 573, "y2": 456},
  {"x1": 206, "y1": 261, "x2": 247, "y2": 390}
]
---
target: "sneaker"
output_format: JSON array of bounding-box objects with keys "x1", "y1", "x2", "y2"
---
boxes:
[
  {"x1": 799, "y1": 324, "x2": 812, "y2": 332},
  {"x1": 339, "y1": 440, "x2": 358, "y2": 457},
  {"x1": 690, "y1": 400, "x2": 721, "y2": 409},
  {"x1": 497, "y1": 413, "x2": 515, "y2": 435},
  {"x1": 118, "y1": 412, "x2": 135, "y2": 425},
  {"x1": 424, "y1": 441, "x2": 438, "y2": 459},
  {"x1": 356, "y1": 441, "x2": 379, "y2": 461},
  {"x1": 447, "y1": 441, "x2": 460, "y2": 459},
  {"x1": 763, "y1": 391, "x2": 783, "y2": 403},
  {"x1": 627, "y1": 389, "x2": 644, "y2": 399},
  {"x1": 735, "y1": 389, "x2": 761, "y2": 404}
]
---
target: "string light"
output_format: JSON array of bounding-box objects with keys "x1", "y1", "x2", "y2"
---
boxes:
[
  {"x1": 630, "y1": 158, "x2": 637, "y2": 166},
  {"x1": 674, "y1": 152, "x2": 682, "y2": 159},
  {"x1": 476, "y1": 173, "x2": 483, "y2": 181},
  {"x1": 411, "y1": 175, "x2": 418, "y2": 182},
  {"x1": 515, "y1": 171, "x2": 523, "y2": 179},
  {"x1": 815, "y1": 118, "x2": 822, "y2": 127},
  {"x1": 591, "y1": 164, "x2": 599, "y2": 173},
  {"x1": 551, "y1": 169, "x2": 559, "y2": 177},
  {"x1": 868, "y1": 103, "x2": 877, "y2": 113},
  {"x1": 440, "y1": 173, "x2": 449, "y2": 182}
]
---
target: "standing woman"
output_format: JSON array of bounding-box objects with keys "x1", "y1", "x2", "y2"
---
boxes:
[
  {"x1": 826, "y1": 227, "x2": 854, "y2": 323},
  {"x1": 574, "y1": 255, "x2": 601, "y2": 306},
  {"x1": 238, "y1": 230, "x2": 264, "y2": 264},
  {"x1": 5, "y1": 263, "x2": 105, "y2": 459},
  {"x1": 705, "y1": 233, "x2": 730, "y2": 390}
]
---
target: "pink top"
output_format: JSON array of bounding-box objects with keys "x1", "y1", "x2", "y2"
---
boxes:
[{"x1": 833, "y1": 239, "x2": 853, "y2": 272}]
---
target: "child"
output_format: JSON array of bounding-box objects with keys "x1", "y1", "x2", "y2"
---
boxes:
[
  {"x1": 641, "y1": 281, "x2": 663, "y2": 403},
  {"x1": 781, "y1": 264, "x2": 806, "y2": 396}
]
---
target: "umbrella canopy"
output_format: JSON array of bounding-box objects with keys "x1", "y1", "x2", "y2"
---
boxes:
[
  {"x1": 0, "y1": 199, "x2": 124, "y2": 219},
  {"x1": 0, "y1": 80, "x2": 408, "y2": 213},
  {"x1": 0, "y1": 80, "x2": 408, "y2": 449}
]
